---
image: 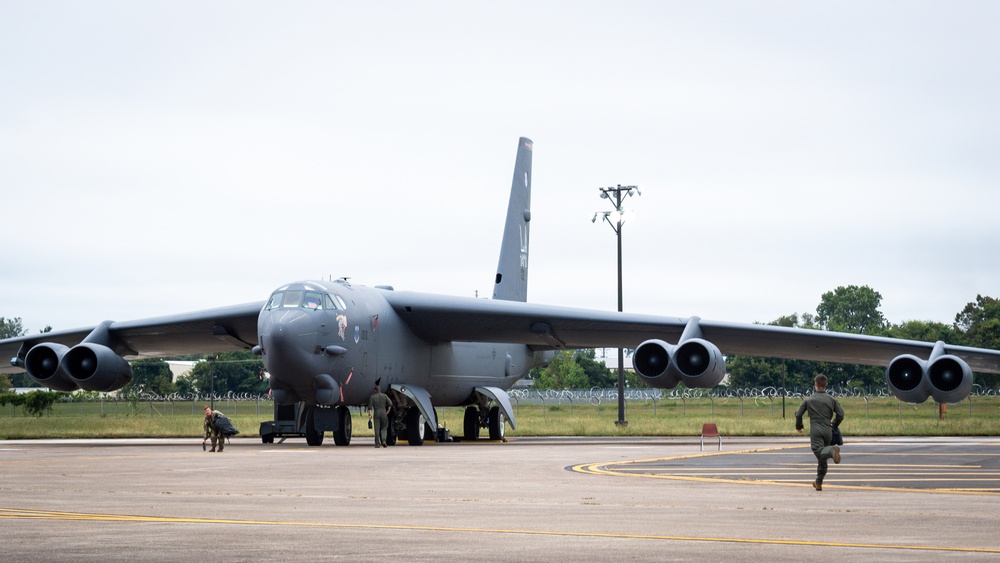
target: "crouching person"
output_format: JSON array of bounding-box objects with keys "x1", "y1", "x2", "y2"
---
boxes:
[{"x1": 203, "y1": 406, "x2": 225, "y2": 452}]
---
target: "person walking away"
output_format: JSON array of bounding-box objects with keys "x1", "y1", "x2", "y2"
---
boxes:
[
  {"x1": 795, "y1": 374, "x2": 844, "y2": 491},
  {"x1": 367, "y1": 385, "x2": 392, "y2": 448},
  {"x1": 203, "y1": 406, "x2": 226, "y2": 452}
]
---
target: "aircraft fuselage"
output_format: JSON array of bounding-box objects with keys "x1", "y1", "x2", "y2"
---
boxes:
[{"x1": 257, "y1": 280, "x2": 540, "y2": 408}]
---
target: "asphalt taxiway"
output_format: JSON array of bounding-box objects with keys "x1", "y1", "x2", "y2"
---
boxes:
[{"x1": 2, "y1": 436, "x2": 999, "y2": 561}]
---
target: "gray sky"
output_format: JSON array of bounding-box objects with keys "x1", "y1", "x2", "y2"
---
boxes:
[{"x1": 3, "y1": 1, "x2": 999, "y2": 335}]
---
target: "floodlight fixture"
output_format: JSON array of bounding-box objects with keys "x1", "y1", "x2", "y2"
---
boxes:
[{"x1": 592, "y1": 184, "x2": 642, "y2": 427}]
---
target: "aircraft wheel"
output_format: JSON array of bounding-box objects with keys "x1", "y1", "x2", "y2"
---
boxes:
[
  {"x1": 464, "y1": 406, "x2": 479, "y2": 440},
  {"x1": 333, "y1": 405, "x2": 352, "y2": 446},
  {"x1": 488, "y1": 405, "x2": 505, "y2": 441},
  {"x1": 261, "y1": 434, "x2": 275, "y2": 444},
  {"x1": 305, "y1": 407, "x2": 324, "y2": 446},
  {"x1": 406, "y1": 409, "x2": 425, "y2": 446}
]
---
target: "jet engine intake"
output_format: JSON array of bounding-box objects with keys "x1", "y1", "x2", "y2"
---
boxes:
[
  {"x1": 927, "y1": 354, "x2": 972, "y2": 404},
  {"x1": 62, "y1": 343, "x2": 132, "y2": 392},
  {"x1": 886, "y1": 344, "x2": 973, "y2": 404},
  {"x1": 24, "y1": 343, "x2": 79, "y2": 391},
  {"x1": 633, "y1": 339, "x2": 679, "y2": 389},
  {"x1": 886, "y1": 354, "x2": 929, "y2": 403},
  {"x1": 633, "y1": 338, "x2": 726, "y2": 389},
  {"x1": 673, "y1": 338, "x2": 726, "y2": 388}
]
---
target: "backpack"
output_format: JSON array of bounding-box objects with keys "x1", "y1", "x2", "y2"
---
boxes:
[{"x1": 214, "y1": 413, "x2": 240, "y2": 437}]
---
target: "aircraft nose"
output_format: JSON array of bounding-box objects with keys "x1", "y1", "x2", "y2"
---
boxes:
[{"x1": 259, "y1": 312, "x2": 308, "y2": 374}]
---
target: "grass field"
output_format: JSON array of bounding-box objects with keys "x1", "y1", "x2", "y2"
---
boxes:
[{"x1": 2, "y1": 395, "x2": 998, "y2": 440}]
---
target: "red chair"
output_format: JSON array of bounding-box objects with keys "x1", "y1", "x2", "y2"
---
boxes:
[{"x1": 700, "y1": 423, "x2": 721, "y2": 451}]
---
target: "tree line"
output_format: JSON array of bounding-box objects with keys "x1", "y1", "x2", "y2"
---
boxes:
[
  {"x1": 527, "y1": 287, "x2": 1000, "y2": 391},
  {"x1": 3, "y1": 286, "x2": 999, "y2": 395}
]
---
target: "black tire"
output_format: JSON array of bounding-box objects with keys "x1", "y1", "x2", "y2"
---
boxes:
[
  {"x1": 333, "y1": 405, "x2": 352, "y2": 446},
  {"x1": 261, "y1": 434, "x2": 274, "y2": 444},
  {"x1": 488, "y1": 405, "x2": 505, "y2": 441},
  {"x1": 305, "y1": 407, "x2": 324, "y2": 446},
  {"x1": 406, "y1": 408, "x2": 425, "y2": 446},
  {"x1": 464, "y1": 406, "x2": 479, "y2": 440}
]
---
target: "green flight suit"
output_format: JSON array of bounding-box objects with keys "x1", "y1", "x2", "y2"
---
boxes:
[
  {"x1": 203, "y1": 410, "x2": 225, "y2": 452},
  {"x1": 795, "y1": 390, "x2": 844, "y2": 485},
  {"x1": 367, "y1": 392, "x2": 392, "y2": 447}
]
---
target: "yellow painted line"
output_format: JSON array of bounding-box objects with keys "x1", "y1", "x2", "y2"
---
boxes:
[
  {"x1": 1, "y1": 507, "x2": 997, "y2": 554},
  {"x1": 570, "y1": 446, "x2": 1000, "y2": 496},
  {"x1": 623, "y1": 471, "x2": 1000, "y2": 477}
]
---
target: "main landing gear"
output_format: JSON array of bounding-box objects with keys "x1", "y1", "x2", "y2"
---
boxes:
[{"x1": 463, "y1": 404, "x2": 505, "y2": 441}]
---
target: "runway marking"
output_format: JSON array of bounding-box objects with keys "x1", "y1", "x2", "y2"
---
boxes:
[
  {"x1": 1, "y1": 506, "x2": 997, "y2": 554},
  {"x1": 570, "y1": 444, "x2": 1000, "y2": 496}
]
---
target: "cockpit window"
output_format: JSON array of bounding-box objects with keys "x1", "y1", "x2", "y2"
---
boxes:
[
  {"x1": 267, "y1": 289, "x2": 334, "y2": 311},
  {"x1": 281, "y1": 290, "x2": 303, "y2": 308},
  {"x1": 303, "y1": 292, "x2": 323, "y2": 310}
]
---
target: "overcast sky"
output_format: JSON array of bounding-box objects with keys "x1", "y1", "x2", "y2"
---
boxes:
[{"x1": 3, "y1": 1, "x2": 999, "y2": 336}]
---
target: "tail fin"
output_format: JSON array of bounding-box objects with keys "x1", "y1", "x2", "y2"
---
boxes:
[{"x1": 492, "y1": 137, "x2": 533, "y2": 302}]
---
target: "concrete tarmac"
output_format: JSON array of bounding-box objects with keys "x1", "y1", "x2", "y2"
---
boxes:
[{"x1": 2, "y1": 436, "x2": 999, "y2": 561}]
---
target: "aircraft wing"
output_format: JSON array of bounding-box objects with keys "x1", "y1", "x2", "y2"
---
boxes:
[
  {"x1": 0, "y1": 301, "x2": 263, "y2": 373},
  {"x1": 383, "y1": 291, "x2": 1000, "y2": 374}
]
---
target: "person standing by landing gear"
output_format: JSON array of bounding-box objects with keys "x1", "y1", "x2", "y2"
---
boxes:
[
  {"x1": 796, "y1": 374, "x2": 844, "y2": 491},
  {"x1": 367, "y1": 385, "x2": 392, "y2": 448}
]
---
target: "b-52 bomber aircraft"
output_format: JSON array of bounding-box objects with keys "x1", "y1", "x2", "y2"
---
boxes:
[{"x1": 4, "y1": 137, "x2": 1000, "y2": 447}]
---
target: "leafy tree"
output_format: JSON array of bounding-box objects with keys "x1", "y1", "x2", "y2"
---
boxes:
[
  {"x1": 122, "y1": 359, "x2": 177, "y2": 396},
  {"x1": 816, "y1": 285, "x2": 887, "y2": 334},
  {"x1": 955, "y1": 295, "x2": 1000, "y2": 349},
  {"x1": 6, "y1": 373, "x2": 38, "y2": 388},
  {"x1": 727, "y1": 355, "x2": 791, "y2": 389},
  {"x1": 0, "y1": 392, "x2": 25, "y2": 408},
  {"x1": 529, "y1": 349, "x2": 625, "y2": 389},
  {"x1": 575, "y1": 349, "x2": 617, "y2": 388},
  {"x1": 884, "y1": 320, "x2": 961, "y2": 343},
  {"x1": 185, "y1": 351, "x2": 267, "y2": 395},
  {"x1": 0, "y1": 317, "x2": 26, "y2": 339},
  {"x1": 727, "y1": 290, "x2": 890, "y2": 391},
  {"x1": 811, "y1": 286, "x2": 888, "y2": 388},
  {"x1": 0, "y1": 373, "x2": 11, "y2": 391},
  {"x1": 21, "y1": 390, "x2": 64, "y2": 417},
  {"x1": 10, "y1": 373, "x2": 33, "y2": 387},
  {"x1": 532, "y1": 350, "x2": 590, "y2": 390},
  {"x1": 954, "y1": 295, "x2": 1000, "y2": 387},
  {"x1": 726, "y1": 315, "x2": 820, "y2": 390},
  {"x1": 174, "y1": 373, "x2": 197, "y2": 396}
]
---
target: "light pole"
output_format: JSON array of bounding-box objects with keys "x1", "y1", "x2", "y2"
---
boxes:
[{"x1": 593, "y1": 184, "x2": 641, "y2": 427}]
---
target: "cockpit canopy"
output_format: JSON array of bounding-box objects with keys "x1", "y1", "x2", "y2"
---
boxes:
[{"x1": 265, "y1": 284, "x2": 348, "y2": 311}]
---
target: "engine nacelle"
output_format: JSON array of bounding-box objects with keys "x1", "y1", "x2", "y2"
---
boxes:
[
  {"x1": 886, "y1": 354, "x2": 930, "y2": 403},
  {"x1": 633, "y1": 338, "x2": 726, "y2": 389},
  {"x1": 62, "y1": 343, "x2": 132, "y2": 392},
  {"x1": 23, "y1": 343, "x2": 80, "y2": 391},
  {"x1": 927, "y1": 354, "x2": 973, "y2": 404},
  {"x1": 886, "y1": 350, "x2": 973, "y2": 404},
  {"x1": 673, "y1": 338, "x2": 726, "y2": 388},
  {"x1": 633, "y1": 339, "x2": 680, "y2": 389}
]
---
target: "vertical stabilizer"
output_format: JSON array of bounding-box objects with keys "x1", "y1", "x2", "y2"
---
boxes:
[{"x1": 492, "y1": 137, "x2": 533, "y2": 302}]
